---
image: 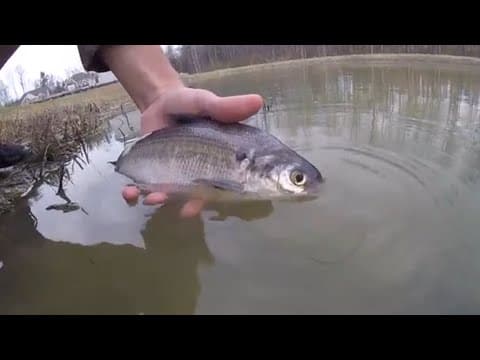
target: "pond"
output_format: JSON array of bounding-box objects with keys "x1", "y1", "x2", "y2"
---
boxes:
[{"x1": 2, "y1": 56, "x2": 480, "y2": 314}]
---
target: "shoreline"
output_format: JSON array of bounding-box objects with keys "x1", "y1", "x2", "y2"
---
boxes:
[
  {"x1": 180, "y1": 53, "x2": 480, "y2": 82},
  {"x1": 2, "y1": 52, "x2": 480, "y2": 215}
]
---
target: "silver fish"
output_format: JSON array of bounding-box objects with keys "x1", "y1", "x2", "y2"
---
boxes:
[{"x1": 113, "y1": 117, "x2": 324, "y2": 202}]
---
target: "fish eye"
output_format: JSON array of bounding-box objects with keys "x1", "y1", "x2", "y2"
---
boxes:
[{"x1": 290, "y1": 170, "x2": 306, "y2": 186}]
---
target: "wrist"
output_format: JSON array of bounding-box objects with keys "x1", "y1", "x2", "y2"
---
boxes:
[
  {"x1": 99, "y1": 45, "x2": 185, "y2": 112},
  {"x1": 145, "y1": 79, "x2": 185, "y2": 111}
]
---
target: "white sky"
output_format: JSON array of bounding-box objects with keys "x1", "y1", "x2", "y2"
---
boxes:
[{"x1": 0, "y1": 45, "x2": 170, "y2": 99}]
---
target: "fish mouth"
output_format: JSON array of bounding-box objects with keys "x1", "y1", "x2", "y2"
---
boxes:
[
  {"x1": 308, "y1": 179, "x2": 325, "y2": 192},
  {"x1": 273, "y1": 177, "x2": 324, "y2": 198},
  {"x1": 293, "y1": 181, "x2": 324, "y2": 201},
  {"x1": 298, "y1": 186, "x2": 323, "y2": 198},
  {"x1": 276, "y1": 184, "x2": 323, "y2": 201}
]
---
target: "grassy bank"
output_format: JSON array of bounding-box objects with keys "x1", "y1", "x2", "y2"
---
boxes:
[
  {"x1": 0, "y1": 83, "x2": 135, "y2": 160},
  {"x1": 0, "y1": 82, "x2": 134, "y2": 119},
  {"x1": 0, "y1": 82, "x2": 136, "y2": 214}
]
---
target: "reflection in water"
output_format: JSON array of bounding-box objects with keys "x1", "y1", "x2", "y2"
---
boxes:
[
  {"x1": 205, "y1": 200, "x2": 274, "y2": 222},
  {"x1": 0, "y1": 202, "x2": 210, "y2": 314},
  {"x1": 3, "y1": 57, "x2": 480, "y2": 314},
  {"x1": 0, "y1": 183, "x2": 274, "y2": 314}
]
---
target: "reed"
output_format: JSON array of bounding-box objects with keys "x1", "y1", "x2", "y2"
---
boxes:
[{"x1": 0, "y1": 82, "x2": 136, "y2": 214}]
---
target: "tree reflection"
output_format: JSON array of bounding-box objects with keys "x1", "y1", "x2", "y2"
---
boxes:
[{"x1": 0, "y1": 192, "x2": 274, "y2": 314}]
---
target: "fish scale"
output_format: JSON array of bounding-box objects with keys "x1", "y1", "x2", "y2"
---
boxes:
[{"x1": 114, "y1": 117, "x2": 324, "y2": 200}]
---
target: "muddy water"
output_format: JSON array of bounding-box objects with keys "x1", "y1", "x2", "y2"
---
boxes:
[{"x1": 2, "y1": 57, "x2": 480, "y2": 314}]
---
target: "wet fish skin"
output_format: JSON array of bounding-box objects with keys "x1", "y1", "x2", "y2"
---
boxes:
[{"x1": 114, "y1": 116, "x2": 324, "y2": 201}]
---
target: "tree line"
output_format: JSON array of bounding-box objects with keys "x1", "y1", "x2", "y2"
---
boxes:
[{"x1": 166, "y1": 45, "x2": 480, "y2": 74}]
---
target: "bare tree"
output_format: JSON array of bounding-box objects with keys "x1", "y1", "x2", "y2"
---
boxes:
[
  {"x1": 0, "y1": 80, "x2": 11, "y2": 106},
  {"x1": 6, "y1": 71, "x2": 19, "y2": 99},
  {"x1": 34, "y1": 71, "x2": 54, "y2": 89},
  {"x1": 15, "y1": 65, "x2": 26, "y2": 94}
]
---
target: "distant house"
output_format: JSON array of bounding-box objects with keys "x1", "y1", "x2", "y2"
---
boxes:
[
  {"x1": 63, "y1": 78, "x2": 77, "y2": 92},
  {"x1": 16, "y1": 71, "x2": 115, "y2": 106},
  {"x1": 96, "y1": 71, "x2": 118, "y2": 85},
  {"x1": 70, "y1": 71, "x2": 99, "y2": 89}
]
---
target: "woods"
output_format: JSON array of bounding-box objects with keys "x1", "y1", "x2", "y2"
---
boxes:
[{"x1": 166, "y1": 45, "x2": 480, "y2": 74}]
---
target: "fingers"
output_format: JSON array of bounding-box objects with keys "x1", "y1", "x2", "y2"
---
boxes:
[
  {"x1": 180, "y1": 198, "x2": 206, "y2": 218},
  {"x1": 162, "y1": 88, "x2": 264, "y2": 123},
  {"x1": 208, "y1": 93, "x2": 264, "y2": 122},
  {"x1": 122, "y1": 186, "x2": 167, "y2": 206},
  {"x1": 122, "y1": 185, "x2": 204, "y2": 218},
  {"x1": 141, "y1": 87, "x2": 264, "y2": 134},
  {"x1": 143, "y1": 192, "x2": 168, "y2": 205},
  {"x1": 122, "y1": 186, "x2": 140, "y2": 205}
]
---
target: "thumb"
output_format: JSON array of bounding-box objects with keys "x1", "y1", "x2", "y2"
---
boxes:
[
  {"x1": 162, "y1": 88, "x2": 264, "y2": 123},
  {"x1": 206, "y1": 93, "x2": 265, "y2": 122}
]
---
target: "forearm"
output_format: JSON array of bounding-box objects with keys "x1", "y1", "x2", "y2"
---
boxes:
[{"x1": 98, "y1": 45, "x2": 184, "y2": 112}]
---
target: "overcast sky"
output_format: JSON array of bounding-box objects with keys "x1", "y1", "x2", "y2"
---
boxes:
[{"x1": 0, "y1": 45, "x2": 170, "y2": 99}]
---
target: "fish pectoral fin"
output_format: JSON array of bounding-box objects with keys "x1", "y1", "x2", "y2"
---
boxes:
[
  {"x1": 236, "y1": 148, "x2": 256, "y2": 163},
  {"x1": 192, "y1": 179, "x2": 245, "y2": 193}
]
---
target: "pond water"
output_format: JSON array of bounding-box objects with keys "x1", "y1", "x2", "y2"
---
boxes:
[{"x1": 2, "y1": 56, "x2": 480, "y2": 314}]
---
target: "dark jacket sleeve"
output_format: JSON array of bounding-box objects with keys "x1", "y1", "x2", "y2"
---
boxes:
[
  {"x1": 1, "y1": 45, "x2": 110, "y2": 73},
  {"x1": 0, "y1": 46, "x2": 20, "y2": 71},
  {"x1": 77, "y1": 45, "x2": 112, "y2": 73}
]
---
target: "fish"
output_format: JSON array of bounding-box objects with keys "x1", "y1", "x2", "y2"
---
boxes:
[{"x1": 112, "y1": 116, "x2": 324, "y2": 202}]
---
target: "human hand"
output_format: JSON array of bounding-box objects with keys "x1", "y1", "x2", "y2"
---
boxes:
[{"x1": 121, "y1": 85, "x2": 264, "y2": 218}]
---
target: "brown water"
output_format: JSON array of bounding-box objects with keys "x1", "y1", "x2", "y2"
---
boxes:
[{"x1": 2, "y1": 57, "x2": 480, "y2": 314}]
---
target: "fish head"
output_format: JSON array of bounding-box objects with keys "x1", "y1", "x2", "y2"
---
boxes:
[{"x1": 249, "y1": 150, "x2": 324, "y2": 198}]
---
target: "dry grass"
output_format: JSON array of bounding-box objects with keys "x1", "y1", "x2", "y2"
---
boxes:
[
  {"x1": 0, "y1": 83, "x2": 133, "y2": 119},
  {"x1": 0, "y1": 83, "x2": 137, "y2": 214},
  {"x1": 0, "y1": 103, "x2": 102, "y2": 162},
  {"x1": 0, "y1": 83, "x2": 135, "y2": 161}
]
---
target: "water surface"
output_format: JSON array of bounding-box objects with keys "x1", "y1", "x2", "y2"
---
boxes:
[{"x1": 2, "y1": 57, "x2": 480, "y2": 314}]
